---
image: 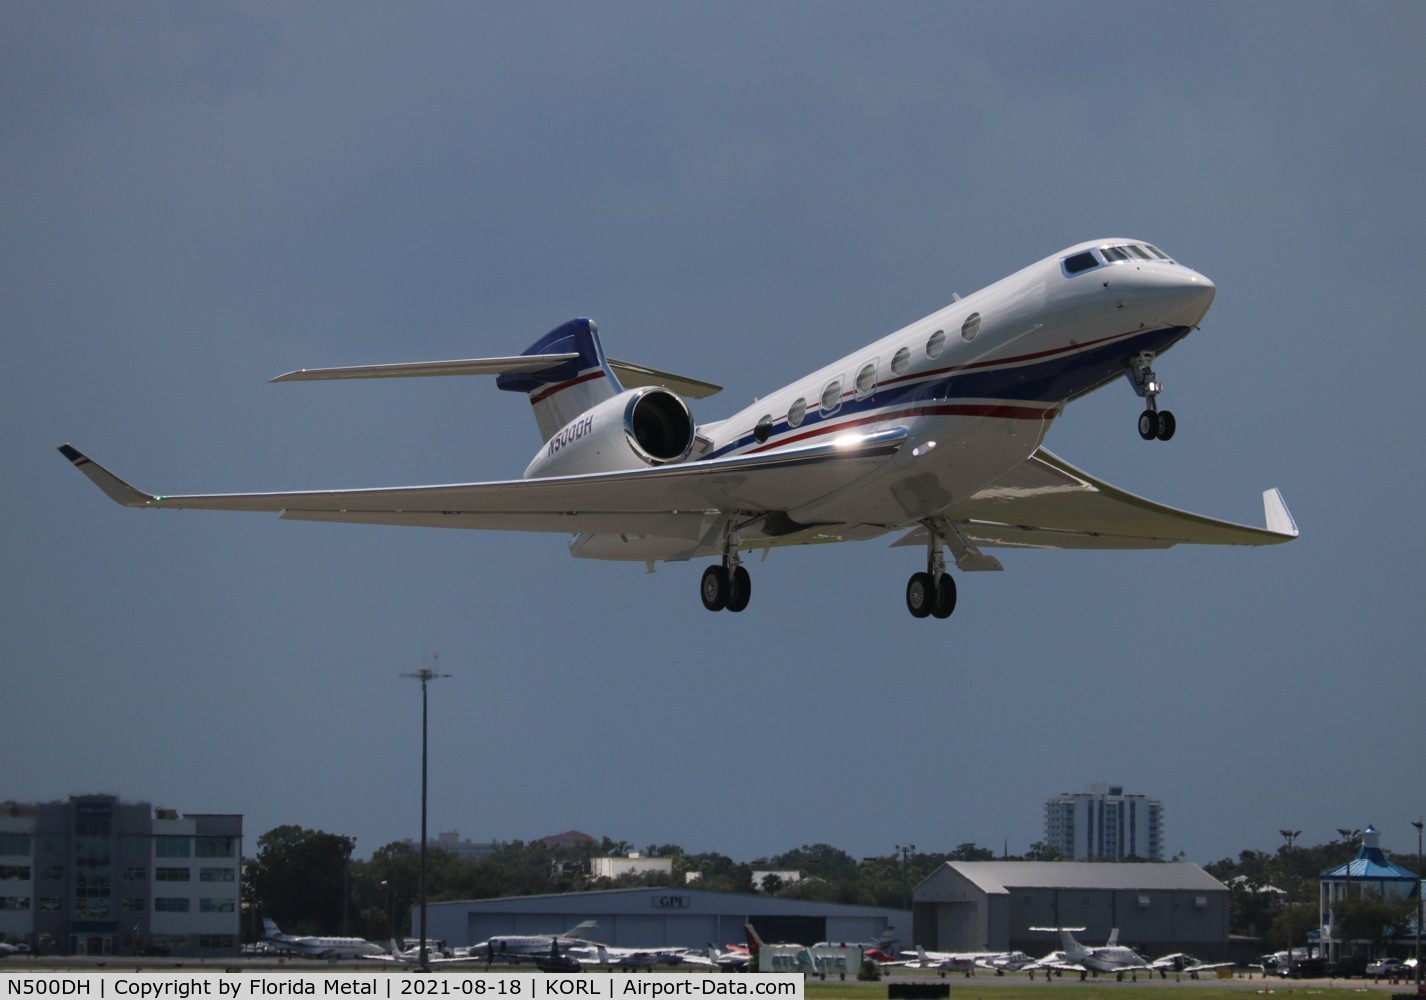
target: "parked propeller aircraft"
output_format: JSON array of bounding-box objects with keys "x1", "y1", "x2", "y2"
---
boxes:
[
  {"x1": 59, "y1": 240, "x2": 1297, "y2": 617},
  {"x1": 1149, "y1": 952, "x2": 1235, "y2": 978}
]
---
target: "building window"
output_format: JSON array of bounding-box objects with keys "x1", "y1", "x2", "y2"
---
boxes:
[
  {"x1": 195, "y1": 838, "x2": 234, "y2": 859},
  {"x1": 198, "y1": 935, "x2": 235, "y2": 949},
  {"x1": 123, "y1": 866, "x2": 147, "y2": 882},
  {"x1": 0, "y1": 896, "x2": 31, "y2": 911},
  {"x1": 39, "y1": 897, "x2": 63, "y2": 912},
  {"x1": 122, "y1": 897, "x2": 145, "y2": 913},
  {"x1": 155, "y1": 837, "x2": 191, "y2": 858},
  {"x1": 154, "y1": 897, "x2": 190, "y2": 913},
  {"x1": 152, "y1": 934, "x2": 188, "y2": 949},
  {"x1": 0, "y1": 866, "x2": 30, "y2": 880},
  {"x1": 155, "y1": 867, "x2": 191, "y2": 882},
  {"x1": 200, "y1": 897, "x2": 235, "y2": 913},
  {"x1": 121, "y1": 836, "x2": 148, "y2": 858},
  {"x1": 0, "y1": 833, "x2": 31, "y2": 855},
  {"x1": 40, "y1": 865, "x2": 63, "y2": 881},
  {"x1": 200, "y1": 868, "x2": 235, "y2": 883}
]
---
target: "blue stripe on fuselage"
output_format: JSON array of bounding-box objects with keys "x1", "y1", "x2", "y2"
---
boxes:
[{"x1": 705, "y1": 325, "x2": 1190, "y2": 460}]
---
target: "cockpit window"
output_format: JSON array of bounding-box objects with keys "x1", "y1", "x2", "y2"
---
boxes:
[{"x1": 1063, "y1": 243, "x2": 1176, "y2": 278}]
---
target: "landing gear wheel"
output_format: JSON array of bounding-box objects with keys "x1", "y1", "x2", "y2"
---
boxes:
[
  {"x1": 1155, "y1": 410, "x2": 1176, "y2": 441},
  {"x1": 1138, "y1": 409, "x2": 1160, "y2": 440},
  {"x1": 726, "y1": 565, "x2": 752, "y2": 613},
  {"x1": 906, "y1": 572, "x2": 935, "y2": 618},
  {"x1": 700, "y1": 565, "x2": 729, "y2": 612},
  {"x1": 931, "y1": 572, "x2": 957, "y2": 619}
]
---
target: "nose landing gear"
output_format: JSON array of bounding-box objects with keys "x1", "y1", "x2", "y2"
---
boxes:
[{"x1": 1126, "y1": 350, "x2": 1175, "y2": 441}]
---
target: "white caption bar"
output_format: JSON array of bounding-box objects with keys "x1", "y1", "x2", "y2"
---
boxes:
[{"x1": 0, "y1": 973, "x2": 804, "y2": 1000}]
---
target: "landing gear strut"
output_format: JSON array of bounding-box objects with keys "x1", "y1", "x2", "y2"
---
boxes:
[
  {"x1": 906, "y1": 524, "x2": 957, "y2": 619},
  {"x1": 700, "y1": 517, "x2": 751, "y2": 613},
  {"x1": 1126, "y1": 350, "x2": 1175, "y2": 441}
]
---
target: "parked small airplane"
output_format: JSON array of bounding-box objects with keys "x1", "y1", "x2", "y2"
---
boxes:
[
  {"x1": 59, "y1": 240, "x2": 1296, "y2": 617},
  {"x1": 261, "y1": 918, "x2": 384, "y2": 959},
  {"x1": 469, "y1": 920, "x2": 598, "y2": 964},
  {"x1": 1030, "y1": 927, "x2": 1153, "y2": 977},
  {"x1": 1149, "y1": 952, "x2": 1234, "y2": 978},
  {"x1": 563, "y1": 942, "x2": 685, "y2": 971},
  {"x1": 0, "y1": 941, "x2": 24, "y2": 958}
]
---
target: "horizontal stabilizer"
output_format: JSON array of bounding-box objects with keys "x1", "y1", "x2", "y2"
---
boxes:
[{"x1": 270, "y1": 353, "x2": 578, "y2": 382}]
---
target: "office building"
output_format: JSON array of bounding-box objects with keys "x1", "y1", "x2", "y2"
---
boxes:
[
  {"x1": 1044, "y1": 784, "x2": 1164, "y2": 861},
  {"x1": 0, "y1": 795, "x2": 241, "y2": 957}
]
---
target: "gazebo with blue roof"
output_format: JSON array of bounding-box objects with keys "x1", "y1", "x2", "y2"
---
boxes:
[{"x1": 1318, "y1": 826, "x2": 1419, "y2": 962}]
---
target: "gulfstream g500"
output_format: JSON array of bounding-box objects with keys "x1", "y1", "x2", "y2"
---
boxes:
[{"x1": 60, "y1": 239, "x2": 1297, "y2": 617}]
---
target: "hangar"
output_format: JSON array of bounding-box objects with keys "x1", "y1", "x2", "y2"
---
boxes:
[
  {"x1": 416, "y1": 887, "x2": 908, "y2": 951},
  {"x1": 913, "y1": 862, "x2": 1229, "y2": 960}
]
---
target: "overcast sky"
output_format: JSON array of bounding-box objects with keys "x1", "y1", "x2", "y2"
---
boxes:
[{"x1": 5, "y1": 2, "x2": 1424, "y2": 872}]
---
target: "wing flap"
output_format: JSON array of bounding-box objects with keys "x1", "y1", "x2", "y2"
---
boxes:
[{"x1": 947, "y1": 448, "x2": 1298, "y2": 549}]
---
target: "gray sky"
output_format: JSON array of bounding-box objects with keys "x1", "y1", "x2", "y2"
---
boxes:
[{"x1": 5, "y1": 1, "x2": 1424, "y2": 869}]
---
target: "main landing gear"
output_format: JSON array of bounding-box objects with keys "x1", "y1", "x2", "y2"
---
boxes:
[
  {"x1": 905, "y1": 524, "x2": 957, "y2": 620},
  {"x1": 700, "y1": 517, "x2": 751, "y2": 613},
  {"x1": 700, "y1": 560, "x2": 750, "y2": 613},
  {"x1": 1126, "y1": 350, "x2": 1175, "y2": 441}
]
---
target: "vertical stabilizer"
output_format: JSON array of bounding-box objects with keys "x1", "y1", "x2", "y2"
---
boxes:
[{"x1": 496, "y1": 319, "x2": 622, "y2": 442}]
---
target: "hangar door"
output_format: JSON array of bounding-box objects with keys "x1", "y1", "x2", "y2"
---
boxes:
[{"x1": 748, "y1": 916, "x2": 825, "y2": 946}]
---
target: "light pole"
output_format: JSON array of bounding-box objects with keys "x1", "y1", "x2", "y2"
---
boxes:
[
  {"x1": 380, "y1": 880, "x2": 391, "y2": 944},
  {"x1": 896, "y1": 843, "x2": 916, "y2": 912},
  {"x1": 1411, "y1": 820, "x2": 1422, "y2": 992},
  {"x1": 1336, "y1": 827, "x2": 1361, "y2": 964},
  {"x1": 403, "y1": 658, "x2": 450, "y2": 971},
  {"x1": 1280, "y1": 829, "x2": 1300, "y2": 968}
]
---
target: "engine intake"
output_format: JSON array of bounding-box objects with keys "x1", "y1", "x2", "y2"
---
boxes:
[{"x1": 524, "y1": 387, "x2": 695, "y2": 479}]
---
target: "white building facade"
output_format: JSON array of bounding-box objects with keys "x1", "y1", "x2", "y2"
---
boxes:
[{"x1": 1044, "y1": 784, "x2": 1164, "y2": 861}]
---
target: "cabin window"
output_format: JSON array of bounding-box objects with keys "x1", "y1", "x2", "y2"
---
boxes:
[
  {"x1": 1101, "y1": 245, "x2": 1131, "y2": 262},
  {"x1": 754, "y1": 415, "x2": 773, "y2": 444},
  {"x1": 1063, "y1": 251, "x2": 1099, "y2": 275},
  {"x1": 820, "y1": 379, "x2": 842, "y2": 416},
  {"x1": 787, "y1": 397, "x2": 806, "y2": 428},
  {"x1": 855, "y1": 362, "x2": 876, "y2": 398},
  {"x1": 891, "y1": 346, "x2": 910, "y2": 376},
  {"x1": 926, "y1": 329, "x2": 946, "y2": 360},
  {"x1": 961, "y1": 312, "x2": 981, "y2": 343}
]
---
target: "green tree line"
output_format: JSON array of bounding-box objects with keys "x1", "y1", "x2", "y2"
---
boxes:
[{"x1": 242, "y1": 826, "x2": 1417, "y2": 949}]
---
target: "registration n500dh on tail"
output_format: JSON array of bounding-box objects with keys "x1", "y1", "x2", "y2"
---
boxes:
[{"x1": 60, "y1": 239, "x2": 1297, "y2": 618}]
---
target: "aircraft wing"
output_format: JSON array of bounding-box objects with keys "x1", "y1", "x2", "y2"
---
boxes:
[
  {"x1": 57, "y1": 428, "x2": 905, "y2": 534},
  {"x1": 897, "y1": 447, "x2": 1297, "y2": 555}
]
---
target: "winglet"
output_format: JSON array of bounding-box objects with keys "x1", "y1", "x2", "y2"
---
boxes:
[
  {"x1": 57, "y1": 445, "x2": 158, "y2": 507},
  {"x1": 1263, "y1": 488, "x2": 1299, "y2": 538}
]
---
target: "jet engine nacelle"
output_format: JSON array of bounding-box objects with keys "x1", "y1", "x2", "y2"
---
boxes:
[{"x1": 524, "y1": 386, "x2": 695, "y2": 479}]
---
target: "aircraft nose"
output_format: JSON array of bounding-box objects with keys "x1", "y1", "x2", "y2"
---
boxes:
[{"x1": 1140, "y1": 265, "x2": 1215, "y2": 329}]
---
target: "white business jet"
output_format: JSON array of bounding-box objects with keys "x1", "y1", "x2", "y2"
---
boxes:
[
  {"x1": 59, "y1": 239, "x2": 1297, "y2": 617},
  {"x1": 261, "y1": 918, "x2": 384, "y2": 959},
  {"x1": 1030, "y1": 927, "x2": 1152, "y2": 977}
]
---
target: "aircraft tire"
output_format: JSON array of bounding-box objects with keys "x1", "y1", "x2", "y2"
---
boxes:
[
  {"x1": 1138, "y1": 410, "x2": 1160, "y2": 440},
  {"x1": 700, "y1": 565, "x2": 729, "y2": 611},
  {"x1": 932, "y1": 572, "x2": 957, "y2": 618},
  {"x1": 1156, "y1": 410, "x2": 1176, "y2": 440},
  {"x1": 726, "y1": 565, "x2": 752, "y2": 612},
  {"x1": 906, "y1": 572, "x2": 934, "y2": 618}
]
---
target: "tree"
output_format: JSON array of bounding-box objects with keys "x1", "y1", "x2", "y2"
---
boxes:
[{"x1": 247, "y1": 825, "x2": 357, "y2": 936}]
